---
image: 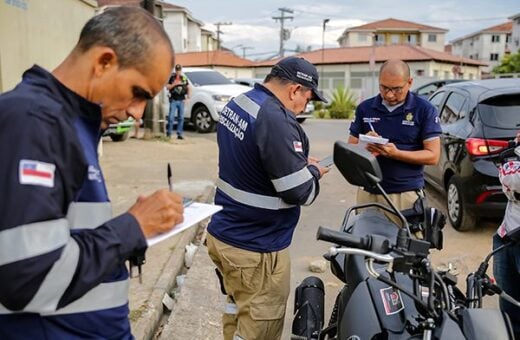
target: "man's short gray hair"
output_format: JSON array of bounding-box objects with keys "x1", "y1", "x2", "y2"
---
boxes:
[{"x1": 77, "y1": 6, "x2": 173, "y2": 71}]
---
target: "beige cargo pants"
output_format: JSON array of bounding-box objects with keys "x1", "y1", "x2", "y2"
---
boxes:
[
  {"x1": 206, "y1": 233, "x2": 290, "y2": 340},
  {"x1": 356, "y1": 188, "x2": 420, "y2": 226}
]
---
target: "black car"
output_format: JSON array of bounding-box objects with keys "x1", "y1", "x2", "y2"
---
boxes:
[
  {"x1": 413, "y1": 79, "x2": 466, "y2": 98},
  {"x1": 424, "y1": 78, "x2": 520, "y2": 231}
]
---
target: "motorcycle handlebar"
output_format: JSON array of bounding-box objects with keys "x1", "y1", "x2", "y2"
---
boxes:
[{"x1": 317, "y1": 226, "x2": 371, "y2": 250}]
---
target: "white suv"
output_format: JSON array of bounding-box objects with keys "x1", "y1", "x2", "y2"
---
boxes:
[{"x1": 180, "y1": 68, "x2": 251, "y2": 133}]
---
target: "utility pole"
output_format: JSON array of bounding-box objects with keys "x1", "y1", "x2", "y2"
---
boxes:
[
  {"x1": 215, "y1": 22, "x2": 232, "y2": 50},
  {"x1": 272, "y1": 7, "x2": 293, "y2": 58},
  {"x1": 141, "y1": 0, "x2": 160, "y2": 138},
  {"x1": 321, "y1": 18, "x2": 329, "y2": 92},
  {"x1": 240, "y1": 46, "x2": 254, "y2": 59}
]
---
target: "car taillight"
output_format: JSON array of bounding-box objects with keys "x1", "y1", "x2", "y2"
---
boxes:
[{"x1": 465, "y1": 138, "x2": 509, "y2": 156}]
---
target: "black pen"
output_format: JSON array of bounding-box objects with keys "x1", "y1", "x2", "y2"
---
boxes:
[{"x1": 167, "y1": 163, "x2": 173, "y2": 192}]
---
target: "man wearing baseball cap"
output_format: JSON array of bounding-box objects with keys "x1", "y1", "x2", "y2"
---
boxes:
[{"x1": 206, "y1": 56, "x2": 329, "y2": 340}]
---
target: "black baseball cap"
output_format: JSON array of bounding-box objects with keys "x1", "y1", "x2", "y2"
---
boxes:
[{"x1": 269, "y1": 56, "x2": 327, "y2": 103}]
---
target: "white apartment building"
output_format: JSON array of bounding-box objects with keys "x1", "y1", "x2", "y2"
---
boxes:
[
  {"x1": 451, "y1": 22, "x2": 513, "y2": 74},
  {"x1": 161, "y1": 2, "x2": 204, "y2": 53},
  {"x1": 510, "y1": 13, "x2": 520, "y2": 53},
  {"x1": 337, "y1": 18, "x2": 448, "y2": 52}
]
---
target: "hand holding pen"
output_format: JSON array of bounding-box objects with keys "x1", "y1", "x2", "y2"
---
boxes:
[{"x1": 367, "y1": 121, "x2": 380, "y2": 137}]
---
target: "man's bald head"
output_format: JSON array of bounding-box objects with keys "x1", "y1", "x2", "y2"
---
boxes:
[{"x1": 379, "y1": 59, "x2": 411, "y2": 82}]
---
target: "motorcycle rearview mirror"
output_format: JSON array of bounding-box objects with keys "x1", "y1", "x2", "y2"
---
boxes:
[{"x1": 333, "y1": 141, "x2": 382, "y2": 189}]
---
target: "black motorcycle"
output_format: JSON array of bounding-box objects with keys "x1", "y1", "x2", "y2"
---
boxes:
[{"x1": 291, "y1": 141, "x2": 519, "y2": 340}]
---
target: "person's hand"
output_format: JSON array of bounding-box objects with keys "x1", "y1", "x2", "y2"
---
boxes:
[
  {"x1": 366, "y1": 131, "x2": 380, "y2": 137},
  {"x1": 308, "y1": 157, "x2": 330, "y2": 178},
  {"x1": 367, "y1": 142, "x2": 399, "y2": 158},
  {"x1": 515, "y1": 131, "x2": 520, "y2": 144},
  {"x1": 128, "y1": 189, "x2": 184, "y2": 238}
]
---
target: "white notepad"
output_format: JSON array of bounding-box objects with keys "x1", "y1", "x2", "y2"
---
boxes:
[
  {"x1": 147, "y1": 202, "x2": 222, "y2": 246},
  {"x1": 359, "y1": 134, "x2": 389, "y2": 145}
]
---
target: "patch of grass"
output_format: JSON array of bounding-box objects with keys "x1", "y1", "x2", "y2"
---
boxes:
[{"x1": 129, "y1": 305, "x2": 147, "y2": 322}]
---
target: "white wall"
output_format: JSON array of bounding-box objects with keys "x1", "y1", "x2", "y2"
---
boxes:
[
  {"x1": 187, "y1": 21, "x2": 201, "y2": 52},
  {"x1": 512, "y1": 17, "x2": 520, "y2": 52},
  {"x1": 0, "y1": 0, "x2": 96, "y2": 92},
  {"x1": 164, "y1": 12, "x2": 188, "y2": 53},
  {"x1": 420, "y1": 32, "x2": 445, "y2": 51}
]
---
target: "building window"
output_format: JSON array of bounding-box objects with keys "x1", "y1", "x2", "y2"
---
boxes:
[
  {"x1": 391, "y1": 34, "x2": 400, "y2": 44},
  {"x1": 407, "y1": 34, "x2": 417, "y2": 44},
  {"x1": 444, "y1": 71, "x2": 450, "y2": 79},
  {"x1": 490, "y1": 53, "x2": 499, "y2": 61},
  {"x1": 491, "y1": 35, "x2": 500, "y2": 43},
  {"x1": 416, "y1": 69, "x2": 425, "y2": 76},
  {"x1": 506, "y1": 34, "x2": 511, "y2": 43},
  {"x1": 428, "y1": 34, "x2": 437, "y2": 42},
  {"x1": 358, "y1": 33, "x2": 368, "y2": 42},
  {"x1": 433, "y1": 70, "x2": 439, "y2": 78},
  {"x1": 374, "y1": 34, "x2": 385, "y2": 45}
]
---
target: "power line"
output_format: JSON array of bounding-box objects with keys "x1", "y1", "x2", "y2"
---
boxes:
[{"x1": 272, "y1": 7, "x2": 294, "y2": 58}]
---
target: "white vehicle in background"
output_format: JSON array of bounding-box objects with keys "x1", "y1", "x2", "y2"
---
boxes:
[
  {"x1": 180, "y1": 68, "x2": 251, "y2": 133},
  {"x1": 233, "y1": 77, "x2": 315, "y2": 123}
]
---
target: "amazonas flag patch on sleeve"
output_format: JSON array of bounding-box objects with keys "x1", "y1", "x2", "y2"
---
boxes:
[{"x1": 19, "y1": 159, "x2": 55, "y2": 188}]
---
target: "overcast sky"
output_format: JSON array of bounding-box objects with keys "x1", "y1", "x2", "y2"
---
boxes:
[{"x1": 165, "y1": 0, "x2": 518, "y2": 60}]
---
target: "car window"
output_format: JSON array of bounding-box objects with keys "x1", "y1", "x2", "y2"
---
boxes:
[
  {"x1": 478, "y1": 94, "x2": 520, "y2": 129},
  {"x1": 417, "y1": 84, "x2": 439, "y2": 97},
  {"x1": 185, "y1": 71, "x2": 233, "y2": 86},
  {"x1": 428, "y1": 92, "x2": 444, "y2": 112},
  {"x1": 440, "y1": 92, "x2": 466, "y2": 124}
]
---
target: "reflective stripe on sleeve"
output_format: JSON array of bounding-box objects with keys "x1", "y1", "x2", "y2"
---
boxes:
[
  {"x1": 0, "y1": 219, "x2": 69, "y2": 266},
  {"x1": 303, "y1": 181, "x2": 317, "y2": 206},
  {"x1": 233, "y1": 94, "x2": 260, "y2": 119},
  {"x1": 271, "y1": 167, "x2": 313, "y2": 192},
  {"x1": 217, "y1": 178, "x2": 295, "y2": 210},
  {"x1": 0, "y1": 280, "x2": 129, "y2": 315},
  {"x1": 66, "y1": 202, "x2": 112, "y2": 230},
  {"x1": 24, "y1": 239, "x2": 80, "y2": 313}
]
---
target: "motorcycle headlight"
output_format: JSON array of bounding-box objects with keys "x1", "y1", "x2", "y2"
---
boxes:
[{"x1": 212, "y1": 95, "x2": 232, "y2": 102}]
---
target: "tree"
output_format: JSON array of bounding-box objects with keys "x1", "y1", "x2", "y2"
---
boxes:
[{"x1": 493, "y1": 51, "x2": 520, "y2": 74}]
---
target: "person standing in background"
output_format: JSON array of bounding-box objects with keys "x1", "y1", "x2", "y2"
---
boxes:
[{"x1": 166, "y1": 64, "x2": 190, "y2": 140}]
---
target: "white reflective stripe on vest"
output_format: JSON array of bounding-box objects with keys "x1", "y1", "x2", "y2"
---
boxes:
[
  {"x1": 271, "y1": 167, "x2": 313, "y2": 193},
  {"x1": 67, "y1": 202, "x2": 112, "y2": 230},
  {"x1": 0, "y1": 218, "x2": 69, "y2": 266},
  {"x1": 217, "y1": 178, "x2": 295, "y2": 210},
  {"x1": 23, "y1": 239, "x2": 79, "y2": 313},
  {"x1": 0, "y1": 280, "x2": 129, "y2": 315},
  {"x1": 233, "y1": 94, "x2": 260, "y2": 119}
]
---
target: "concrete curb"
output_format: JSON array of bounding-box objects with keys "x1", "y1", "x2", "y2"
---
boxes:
[
  {"x1": 158, "y1": 230, "x2": 222, "y2": 339},
  {"x1": 131, "y1": 185, "x2": 215, "y2": 340}
]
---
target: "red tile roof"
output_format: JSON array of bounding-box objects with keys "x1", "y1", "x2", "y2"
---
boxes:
[
  {"x1": 254, "y1": 44, "x2": 486, "y2": 67},
  {"x1": 452, "y1": 21, "x2": 512, "y2": 42},
  {"x1": 174, "y1": 51, "x2": 254, "y2": 68},
  {"x1": 482, "y1": 21, "x2": 513, "y2": 33},
  {"x1": 159, "y1": 1, "x2": 185, "y2": 10},
  {"x1": 346, "y1": 18, "x2": 447, "y2": 32}
]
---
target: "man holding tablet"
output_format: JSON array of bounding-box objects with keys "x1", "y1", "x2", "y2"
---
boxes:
[{"x1": 348, "y1": 59, "x2": 441, "y2": 222}]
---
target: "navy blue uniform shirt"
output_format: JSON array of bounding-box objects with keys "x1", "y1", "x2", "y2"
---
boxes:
[
  {"x1": 208, "y1": 83, "x2": 320, "y2": 252},
  {"x1": 349, "y1": 92, "x2": 441, "y2": 194}
]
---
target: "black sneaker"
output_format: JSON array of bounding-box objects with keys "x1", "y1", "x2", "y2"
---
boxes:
[{"x1": 177, "y1": 135, "x2": 184, "y2": 140}]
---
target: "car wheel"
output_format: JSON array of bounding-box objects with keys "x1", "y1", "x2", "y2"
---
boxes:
[
  {"x1": 193, "y1": 106, "x2": 216, "y2": 133},
  {"x1": 110, "y1": 131, "x2": 130, "y2": 142},
  {"x1": 296, "y1": 118, "x2": 307, "y2": 123},
  {"x1": 446, "y1": 176, "x2": 477, "y2": 231}
]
